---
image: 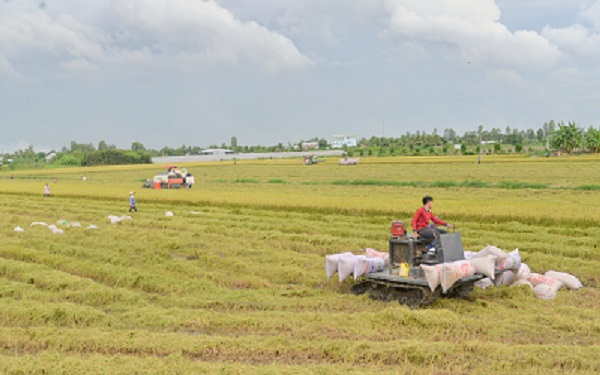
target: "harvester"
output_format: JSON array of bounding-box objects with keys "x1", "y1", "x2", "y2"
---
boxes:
[
  {"x1": 303, "y1": 155, "x2": 320, "y2": 165},
  {"x1": 350, "y1": 222, "x2": 484, "y2": 308},
  {"x1": 142, "y1": 166, "x2": 188, "y2": 189}
]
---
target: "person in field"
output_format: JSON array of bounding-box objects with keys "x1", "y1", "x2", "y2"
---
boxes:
[
  {"x1": 44, "y1": 183, "x2": 50, "y2": 198},
  {"x1": 412, "y1": 195, "x2": 453, "y2": 242},
  {"x1": 129, "y1": 191, "x2": 137, "y2": 212}
]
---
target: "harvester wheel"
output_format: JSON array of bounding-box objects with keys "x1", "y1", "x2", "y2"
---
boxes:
[
  {"x1": 444, "y1": 281, "x2": 475, "y2": 300},
  {"x1": 367, "y1": 284, "x2": 439, "y2": 309},
  {"x1": 350, "y1": 281, "x2": 372, "y2": 295}
]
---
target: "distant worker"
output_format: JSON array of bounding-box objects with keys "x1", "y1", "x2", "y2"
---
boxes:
[
  {"x1": 412, "y1": 195, "x2": 453, "y2": 242},
  {"x1": 129, "y1": 191, "x2": 137, "y2": 212},
  {"x1": 478, "y1": 154, "x2": 482, "y2": 164},
  {"x1": 44, "y1": 183, "x2": 50, "y2": 198},
  {"x1": 186, "y1": 173, "x2": 194, "y2": 189}
]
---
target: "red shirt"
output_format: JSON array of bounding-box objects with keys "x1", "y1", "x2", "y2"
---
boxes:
[{"x1": 412, "y1": 206, "x2": 446, "y2": 232}]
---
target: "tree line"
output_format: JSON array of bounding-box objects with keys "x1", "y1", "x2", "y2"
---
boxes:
[{"x1": 2, "y1": 120, "x2": 599, "y2": 169}]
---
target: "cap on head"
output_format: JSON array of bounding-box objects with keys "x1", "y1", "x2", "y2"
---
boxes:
[{"x1": 129, "y1": 191, "x2": 134, "y2": 195}]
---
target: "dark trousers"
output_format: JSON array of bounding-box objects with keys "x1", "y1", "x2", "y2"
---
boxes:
[
  {"x1": 418, "y1": 227, "x2": 446, "y2": 243},
  {"x1": 129, "y1": 205, "x2": 137, "y2": 212}
]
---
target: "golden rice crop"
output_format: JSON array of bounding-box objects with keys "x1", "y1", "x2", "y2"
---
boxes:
[{"x1": 0, "y1": 155, "x2": 599, "y2": 374}]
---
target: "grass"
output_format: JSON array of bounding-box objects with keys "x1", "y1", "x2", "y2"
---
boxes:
[{"x1": 0, "y1": 155, "x2": 599, "y2": 373}]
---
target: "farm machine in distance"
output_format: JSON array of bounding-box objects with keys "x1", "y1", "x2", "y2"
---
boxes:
[{"x1": 142, "y1": 165, "x2": 194, "y2": 189}]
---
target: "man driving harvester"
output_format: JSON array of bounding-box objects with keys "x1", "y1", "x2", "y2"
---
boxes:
[{"x1": 412, "y1": 195, "x2": 453, "y2": 243}]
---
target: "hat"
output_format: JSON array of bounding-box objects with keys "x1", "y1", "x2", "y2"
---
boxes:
[{"x1": 129, "y1": 191, "x2": 134, "y2": 195}]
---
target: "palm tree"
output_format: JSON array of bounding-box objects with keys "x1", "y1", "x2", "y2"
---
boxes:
[
  {"x1": 550, "y1": 121, "x2": 583, "y2": 153},
  {"x1": 586, "y1": 127, "x2": 600, "y2": 153}
]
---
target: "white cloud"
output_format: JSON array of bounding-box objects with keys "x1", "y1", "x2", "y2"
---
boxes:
[
  {"x1": 0, "y1": 0, "x2": 313, "y2": 77},
  {"x1": 541, "y1": 1, "x2": 600, "y2": 64},
  {"x1": 215, "y1": 0, "x2": 385, "y2": 46},
  {"x1": 383, "y1": 0, "x2": 562, "y2": 68},
  {"x1": 542, "y1": 24, "x2": 600, "y2": 62}
]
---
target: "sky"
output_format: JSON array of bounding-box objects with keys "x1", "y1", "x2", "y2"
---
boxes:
[{"x1": 2, "y1": 0, "x2": 600, "y2": 152}]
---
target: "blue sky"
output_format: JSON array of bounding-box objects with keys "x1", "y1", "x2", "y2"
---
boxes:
[{"x1": 1, "y1": 0, "x2": 600, "y2": 152}]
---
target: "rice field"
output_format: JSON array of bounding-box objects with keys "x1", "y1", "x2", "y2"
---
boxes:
[{"x1": 0, "y1": 155, "x2": 599, "y2": 374}]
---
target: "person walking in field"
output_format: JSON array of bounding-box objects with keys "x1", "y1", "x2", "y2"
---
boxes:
[
  {"x1": 44, "y1": 183, "x2": 50, "y2": 198},
  {"x1": 412, "y1": 195, "x2": 453, "y2": 242},
  {"x1": 129, "y1": 191, "x2": 137, "y2": 212}
]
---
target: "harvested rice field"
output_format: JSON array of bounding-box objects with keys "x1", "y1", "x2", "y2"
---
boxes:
[{"x1": 0, "y1": 154, "x2": 599, "y2": 374}]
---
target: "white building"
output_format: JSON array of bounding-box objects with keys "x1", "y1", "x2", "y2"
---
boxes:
[
  {"x1": 330, "y1": 135, "x2": 357, "y2": 148},
  {"x1": 302, "y1": 142, "x2": 319, "y2": 150},
  {"x1": 199, "y1": 148, "x2": 235, "y2": 155},
  {"x1": 45, "y1": 152, "x2": 57, "y2": 162}
]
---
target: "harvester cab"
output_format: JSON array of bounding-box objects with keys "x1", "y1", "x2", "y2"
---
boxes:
[{"x1": 350, "y1": 221, "x2": 484, "y2": 308}]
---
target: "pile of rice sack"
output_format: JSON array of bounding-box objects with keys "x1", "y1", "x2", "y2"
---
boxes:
[
  {"x1": 465, "y1": 245, "x2": 583, "y2": 300},
  {"x1": 325, "y1": 244, "x2": 582, "y2": 300},
  {"x1": 325, "y1": 248, "x2": 388, "y2": 282}
]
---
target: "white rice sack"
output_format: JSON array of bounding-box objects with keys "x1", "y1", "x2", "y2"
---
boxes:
[
  {"x1": 165, "y1": 211, "x2": 174, "y2": 217},
  {"x1": 468, "y1": 255, "x2": 496, "y2": 280},
  {"x1": 68, "y1": 222, "x2": 82, "y2": 228},
  {"x1": 338, "y1": 255, "x2": 360, "y2": 282},
  {"x1": 474, "y1": 245, "x2": 509, "y2": 260},
  {"x1": 527, "y1": 273, "x2": 562, "y2": 290},
  {"x1": 441, "y1": 260, "x2": 476, "y2": 293},
  {"x1": 365, "y1": 248, "x2": 389, "y2": 265},
  {"x1": 86, "y1": 224, "x2": 99, "y2": 229},
  {"x1": 463, "y1": 251, "x2": 477, "y2": 260},
  {"x1": 496, "y1": 249, "x2": 521, "y2": 272},
  {"x1": 421, "y1": 264, "x2": 444, "y2": 292},
  {"x1": 512, "y1": 279, "x2": 533, "y2": 289},
  {"x1": 30, "y1": 222, "x2": 48, "y2": 227},
  {"x1": 544, "y1": 271, "x2": 583, "y2": 290},
  {"x1": 494, "y1": 270, "x2": 517, "y2": 286},
  {"x1": 517, "y1": 263, "x2": 531, "y2": 280},
  {"x1": 325, "y1": 252, "x2": 353, "y2": 280},
  {"x1": 533, "y1": 282, "x2": 562, "y2": 300},
  {"x1": 475, "y1": 278, "x2": 494, "y2": 289},
  {"x1": 354, "y1": 257, "x2": 385, "y2": 280},
  {"x1": 52, "y1": 228, "x2": 64, "y2": 234},
  {"x1": 13, "y1": 226, "x2": 25, "y2": 232},
  {"x1": 47, "y1": 224, "x2": 57, "y2": 230}
]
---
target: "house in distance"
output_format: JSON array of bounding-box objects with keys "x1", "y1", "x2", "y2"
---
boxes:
[{"x1": 330, "y1": 135, "x2": 357, "y2": 148}]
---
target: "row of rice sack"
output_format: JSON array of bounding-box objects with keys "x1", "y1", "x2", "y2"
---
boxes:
[
  {"x1": 325, "y1": 248, "x2": 389, "y2": 282},
  {"x1": 468, "y1": 245, "x2": 583, "y2": 300},
  {"x1": 421, "y1": 255, "x2": 496, "y2": 293}
]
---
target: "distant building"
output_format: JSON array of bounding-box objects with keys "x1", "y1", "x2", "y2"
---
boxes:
[
  {"x1": 302, "y1": 142, "x2": 319, "y2": 150},
  {"x1": 199, "y1": 148, "x2": 235, "y2": 155},
  {"x1": 331, "y1": 135, "x2": 357, "y2": 148},
  {"x1": 45, "y1": 152, "x2": 57, "y2": 162},
  {"x1": 480, "y1": 141, "x2": 496, "y2": 145}
]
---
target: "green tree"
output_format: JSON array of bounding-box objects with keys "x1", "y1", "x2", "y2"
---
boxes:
[
  {"x1": 515, "y1": 143, "x2": 523, "y2": 153},
  {"x1": 586, "y1": 127, "x2": 600, "y2": 153},
  {"x1": 98, "y1": 140, "x2": 108, "y2": 150},
  {"x1": 550, "y1": 121, "x2": 583, "y2": 153},
  {"x1": 536, "y1": 129, "x2": 544, "y2": 142},
  {"x1": 131, "y1": 142, "x2": 146, "y2": 152}
]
